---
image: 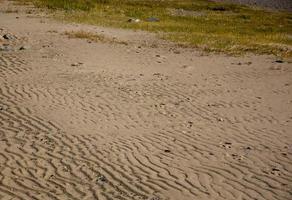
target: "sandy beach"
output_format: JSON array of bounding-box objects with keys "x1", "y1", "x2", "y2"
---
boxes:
[{"x1": 0, "y1": 0, "x2": 292, "y2": 200}]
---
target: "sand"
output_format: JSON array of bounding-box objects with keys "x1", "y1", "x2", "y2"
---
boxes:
[{"x1": 0, "y1": 1, "x2": 292, "y2": 200}]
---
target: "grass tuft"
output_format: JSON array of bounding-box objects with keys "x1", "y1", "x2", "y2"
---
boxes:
[{"x1": 64, "y1": 30, "x2": 128, "y2": 45}]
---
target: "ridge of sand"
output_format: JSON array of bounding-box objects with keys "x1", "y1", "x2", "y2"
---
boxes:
[{"x1": 0, "y1": 1, "x2": 292, "y2": 200}]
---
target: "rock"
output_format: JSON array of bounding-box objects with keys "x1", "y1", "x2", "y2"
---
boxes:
[
  {"x1": 217, "y1": 118, "x2": 224, "y2": 122},
  {"x1": 19, "y1": 45, "x2": 30, "y2": 50},
  {"x1": 146, "y1": 17, "x2": 160, "y2": 22},
  {"x1": 96, "y1": 175, "x2": 107, "y2": 185},
  {"x1": 0, "y1": 45, "x2": 13, "y2": 51},
  {"x1": 271, "y1": 168, "x2": 281, "y2": 175},
  {"x1": 127, "y1": 18, "x2": 140, "y2": 23},
  {"x1": 71, "y1": 62, "x2": 83, "y2": 67},
  {"x1": 281, "y1": 153, "x2": 287, "y2": 156},
  {"x1": 164, "y1": 149, "x2": 171, "y2": 153},
  {"x1": 272, "y1": 168, "x2": 280, "y2": 172},
  {"x1": 3, "y1": 33, "x2": 16, "y2": 40},
  {"x1": 275, "y1": 60, "x2": 284, "y2": 63}
]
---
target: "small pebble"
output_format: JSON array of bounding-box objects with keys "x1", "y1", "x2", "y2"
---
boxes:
[
  {"x1": 275, "y1": 60, "x2": 284, "y2": 63},
  {"x1": 19, "y1": 46, "x2": 30, "y2": 50},
  {"x1": 96, "y1": 175, "x2": 107, "y2": 185},
  {"x1": 218, "y1": 118, "x2": 224, "y2": 122}
]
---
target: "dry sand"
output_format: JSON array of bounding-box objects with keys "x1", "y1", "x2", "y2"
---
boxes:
[{"x1": 0, "y1": 1, "x2": 292, "y2": 200}]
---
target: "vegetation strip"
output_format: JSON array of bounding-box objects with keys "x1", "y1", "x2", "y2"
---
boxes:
[{"x1": 16, "y1": 0, "x2": 292, "y2": 57}]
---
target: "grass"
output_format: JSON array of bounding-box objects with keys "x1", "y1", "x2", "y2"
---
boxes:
[
  {"x1": 15, "y1": 0, "x2": 292, "y2": 57},
  {"x1": 64, "y1": 30, "x2": 128, "y2": 45}
]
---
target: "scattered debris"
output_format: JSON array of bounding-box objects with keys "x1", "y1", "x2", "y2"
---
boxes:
[{"x1": 231, "y1": 62, "x2": 252, "y2": 66}]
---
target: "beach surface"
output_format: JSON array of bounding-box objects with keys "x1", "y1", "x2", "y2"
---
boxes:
[{"x1": 0, "y1": 1, "x2": 292, "y2": 200}]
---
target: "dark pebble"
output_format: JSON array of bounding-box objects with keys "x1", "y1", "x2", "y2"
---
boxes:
[{"x1": 275, "y1": 60, "x2": 284, "y2": 63}]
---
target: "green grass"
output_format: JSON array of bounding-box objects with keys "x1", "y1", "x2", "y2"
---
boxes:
[{"x1": 17, "y1": 0, "x2": 292, "y2": 57}]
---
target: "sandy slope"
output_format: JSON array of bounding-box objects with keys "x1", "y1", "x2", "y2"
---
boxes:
[{"x1": 0, "y1": 1, "x2": 292, "y2": 200}]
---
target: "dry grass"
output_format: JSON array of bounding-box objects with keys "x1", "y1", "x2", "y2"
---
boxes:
[
  {"x1": 64, "y1": 30, "x2": 128, "y2": 45},
  {"x1": 3, "y1": 8, "x2": 19, "y2": 13}
]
